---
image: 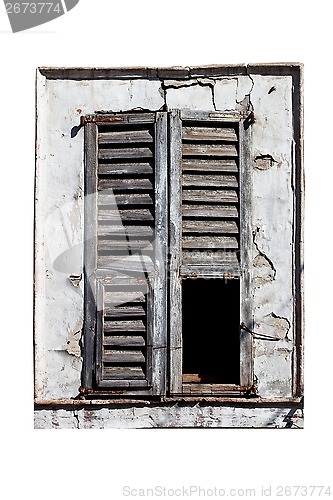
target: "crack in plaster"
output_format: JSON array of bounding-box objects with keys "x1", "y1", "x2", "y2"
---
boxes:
[
  {"x1": 253, "y1": 227, "x2": 276, "y2": 282},
  {"x1": 73, "y1": 409, "x2": 80, "y2": 429},
  {"x1": 162, "y1": 78, "x2": 217, "y2": 111},
  {"x1": 244, "y1": 67, "x2": 255, "y2": 112},
  {"x1": 269, "y1": 312, "x2": 292, "y2": 341}
]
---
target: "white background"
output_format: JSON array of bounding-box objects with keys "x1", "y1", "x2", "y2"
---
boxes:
[{"x1": 0, "y1": 0, "x2": 331, "y2": 498}]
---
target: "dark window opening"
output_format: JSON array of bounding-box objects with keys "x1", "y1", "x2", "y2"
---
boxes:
[{"x1": 182, "y1": 278, "x2": 240, "y2": 384}]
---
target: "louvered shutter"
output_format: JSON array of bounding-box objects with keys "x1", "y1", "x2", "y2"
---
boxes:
[
  {"x1": 169, "y1": 110, "x2": 253, "y2": 394},
  {"x1": 82, "y1": 113, "x2": 167, "y2": 395}
]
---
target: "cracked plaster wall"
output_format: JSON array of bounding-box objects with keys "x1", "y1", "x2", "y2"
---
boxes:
[{"x1": 35, "y1": 68, "x2": 298, "y2": 425}]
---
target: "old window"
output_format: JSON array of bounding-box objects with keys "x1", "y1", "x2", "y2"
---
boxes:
[{"x1": 81, "y1": 109, "x2": 253, "y2": 398}]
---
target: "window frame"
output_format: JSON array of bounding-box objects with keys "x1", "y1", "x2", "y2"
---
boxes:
[{"x1": 81, "y1": 109, "x2": 254, "y2": 398}]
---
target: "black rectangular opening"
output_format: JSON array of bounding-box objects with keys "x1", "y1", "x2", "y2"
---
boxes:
[{"x1": 182, "y1": 278, "x2": 240, "y2": 384}]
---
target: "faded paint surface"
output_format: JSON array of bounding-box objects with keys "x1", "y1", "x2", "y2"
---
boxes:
[
  {"x1": 34, "y1": 405, "x2": 303, "y2": 429},
  {"x1": 250, "y1": 75, "x2": 294, "y2": 397},
  {"x1": 35, "y1": 66, "x2": 301, "y2": 427}
]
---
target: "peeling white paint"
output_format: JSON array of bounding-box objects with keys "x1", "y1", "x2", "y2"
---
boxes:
[
  {"x1": 214, "y1": 78, "x2": 238, "y2": 111},
  {"x1": 34, "y1": 405, "x2": 303, "y2": 429},
  {"x1": 166, "y1": 84, "x2": 214, "y2": 110}
]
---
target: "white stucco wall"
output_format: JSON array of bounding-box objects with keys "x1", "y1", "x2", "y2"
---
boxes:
[{"x1": 34, "y1": 65, "x2": 303, "y2": 427}]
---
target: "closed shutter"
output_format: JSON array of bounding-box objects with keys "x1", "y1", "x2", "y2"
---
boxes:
[
  {"x1": 169, "y1": 110, "x2": 253, "y2": 394},
  {"x1": 82, "y1": 113, "x2": 167, "y2": 395}
]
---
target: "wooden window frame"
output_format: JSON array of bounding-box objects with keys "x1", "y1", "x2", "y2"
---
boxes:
[{"x1": 81, "y1": 109, "x2": 254, "y2": 398}]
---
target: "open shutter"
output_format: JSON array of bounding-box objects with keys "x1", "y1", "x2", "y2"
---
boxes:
[
  {"x1": 170, "y1": 110, "x2": 253, "y2": 395},
  {"x1": 83, "y1": 112, "x2": 167, "y2": 396}
]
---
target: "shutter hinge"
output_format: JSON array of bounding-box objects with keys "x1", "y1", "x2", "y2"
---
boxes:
[{"x1": 80, "y1": 115, "x2": 124, "y2": 126}]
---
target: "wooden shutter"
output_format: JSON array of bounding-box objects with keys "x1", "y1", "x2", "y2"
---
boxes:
[
  {"x1": 82, "y1": 113, "x2": 167, "y2": 396},
  {"x1": 169, "y1": 110, "x2": 253, "y2": 394}
]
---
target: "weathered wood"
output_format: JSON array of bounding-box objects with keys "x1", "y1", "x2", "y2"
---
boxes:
[
  {"x1": 182, "y1": 204, "x2": 238, "y2": 218},
  {"x1": 98, "y1": 130, "x2": 153, "y2": 144},
  {"x1": 102, "y1": 273, "x2": 150, "y2": 286},
  {"x1": 182, "y1": 220, "x2": 238, "y2": 234},
  {"x1": 98, "y1": 147, "x2": 153, "y2": 160},
  {"x1": 182, "y1": 126, "x2": 238, "y2": 142},
  {"x1": 182, "y1": 189, "x2": 238, "y2": 203},
  {"x1": 99, "y1": 193, "x2": 153, "y2": 205},
  {"x1": 104, "y1": 306, "x2": 146, "y2": 318},
  {"x1": 182, "y1": 383, "x2": 242, "y2": 396},
  {"x1": 104, "y1": 319, "x2": 146, "y2": 332},
  {"x1": 182, "y1": 236, "x2": 239, "y2": 249},
  {"x1": 182, "y1": 143, "x2": 238, "y2": 157},
  {"x1": 82, "y1": 122, "x2": 98, "y2": 390},
  {"x1": 98, "y1": 163, "x2": 153, "y2": 175},
  {"x1": 98, "y1": 225, "x2": 154, "y2": 237},
  {"x1": 182, "y1": 174, "x2": 238, "y2": 188},
  {"x1": 151, "y1": 111, "x2": 168, "y2": 395},
  {"x1": 98, "y1": 178, "x2": 153, "y2": 191},
  {"x1": 95, "y1": 280, "x2": 104, "y2": 387},
  {"x1": 95, "y1": 112, "x2": 155, "y2": 125},
  {"x1": 239, "y1": 120, "x2": 253, "y2": 388},
  {"x1": 98, "y1": 239, "x2": 153, "y2": 252},
  {"x1": 181, "y1": 109, "x2": 242, "y2": 123},
  {"x1": 104, "y1": 292, "x2": 146, "y2": 305},
  {"x1": 169, "y1": 109, "x2": 183, "y2": 395},
  {"x1": 181, "y1": 265, "x2": 241, "y2": 278},
  {"x1": 103, "y1": 335, "x2": 146, "y2": 346},
  {"x1": 182, "y1": 250, "x2": 240, "y2": 264},
  {"x1": 103, "y1": 367, "x2": 146, "y2": 379},
  {"x1": 103, "y1": 350, "x2": 145, "y2": 363},
  {"x1": 97, "y1": 379, "x2": 150, "y2": 389},
  {"x1": 98, "y1": 209, "x2": 154, "y2": 222},
  {"x1": 98, "y1": 254, "x2": 154, "y2": 272},
  {"x1": 182, "y1": 159, "x2": 238, "y2": 172}
]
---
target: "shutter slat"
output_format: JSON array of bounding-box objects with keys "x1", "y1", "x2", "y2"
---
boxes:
[
  {"x1": 104, "y1": 291, "x2": 146, "y2": 305},
  {"x1": 98, "y1": 178, "x2": 153, "y2": 191},
  {"x1": 98, "y1": 225, "x2": 154, "y2": 237},
  {"x1": 182, "y1": 236, "x2": 239, "y2": 249},
  {"x1": 99, "y1": 193, "x2": 153, "y2": 205},
  {"x1": 98, "y1": 130, "x2": 153, "y2": 144},
  {"x1": 104, "y1": 335, "x2": 146, "y2": 346},
  {"x1": 182, "y1": 205, "x2": 238, "y2": 218},
  {"x1": 104, "y1": 320, "x2": 146, "y2": 332},
  {"x1": 103, "y1": 367, "x2": 146, "y2": 380},
  {"x1": 182, "y1": 144, "x2": 238, "y2": 157},
  {"x1": 98, "y1": 255, "x2": 154, "y2": 272},
  {"x1": 182, "y1": 127, "x2": 237, "y2": 142},
  {"x1": 103, "y1": 350, "x2": 145, "y2": 363},
  {"x1": 98, "y1": 209, "x2": 154, "y2": 222},
  {"x1": 182, "y1": 220, "x2": 238, "y2": 233},
  {"x1": 98, "y1": 163, "x2": 153, "y2": 175},
  {"x1": 182, "y1": 189, "x2": 238, "y2": 203},
  {"x1": 104, "y1": 306, "x2": 146, "y2": 318},
  {"x1": 182, "y1": 250, "x2": 240, "y2": 265},
  {"x1": 182, "y1": 159, "x2": 238, "y2": 172},
  {"x1": 98, "y1": 240, "x2": 153, "y2": 251},
  {"x1": 182, "y1": 174, "x2": 238, "y2": 188},
  {"x1": 98, "y1": 147, "x2": 153, "y2": 160}
]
